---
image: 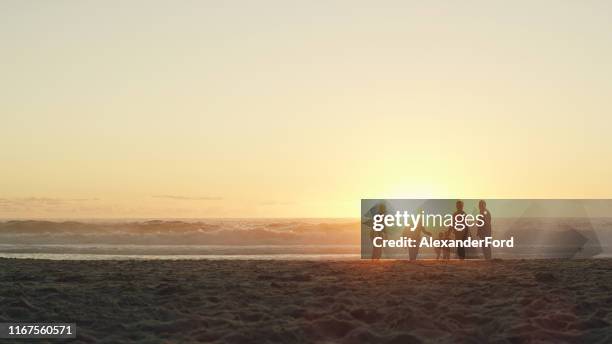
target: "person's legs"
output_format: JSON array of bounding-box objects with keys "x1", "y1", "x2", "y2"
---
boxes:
[
  {"x1": 408, "y1": 246, "x2": 416, "y2": 260},
  {"x1": 455, "y1": 230, "x2": 466, "y2": 259},
  {"x1": 372, "y1": 246, "x2": 382, "y2": 260},
  {"x1": 480, "y1": 229, "x2": 492, "y2": 260},
  {"x1": 457, "y1": 246, "x2": 465, "y2": 259},
  {"x1": 483, "y1": 245, "x2": 492, "y2": 260}
]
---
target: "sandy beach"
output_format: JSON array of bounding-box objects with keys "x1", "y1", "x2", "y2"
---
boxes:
[{"x1": 0, "y1": 258, "x2": 611, "y2": 343}]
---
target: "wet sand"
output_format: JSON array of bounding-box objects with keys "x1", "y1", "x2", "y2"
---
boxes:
[{"x1": 1, "y1": 258, "x2": 611, "y2": 343}]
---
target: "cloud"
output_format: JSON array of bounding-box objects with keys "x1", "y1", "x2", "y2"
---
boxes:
[
  {"x1": 0, "y1": 197, "x2": 99, "y2": 206},
  {"x1": 259, "y1": 201, "x2": 296, "y2": 206},
  {"x1": 152, "y1": 195, "x2": 223, "y2": 201}
]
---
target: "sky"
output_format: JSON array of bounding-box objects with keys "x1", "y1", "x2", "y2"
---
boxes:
[{"x1": 1, "y1": 1, "x2": 612, "y2": 218}]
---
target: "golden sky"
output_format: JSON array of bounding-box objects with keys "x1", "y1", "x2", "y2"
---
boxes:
[{"x1": 1, "y1": 1, "x2": 611, "y2": 218}]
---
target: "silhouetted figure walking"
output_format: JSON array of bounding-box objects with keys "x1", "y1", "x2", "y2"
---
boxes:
[
  {"x1": 369, "y1": 203, "x2": 388, "y2": 260},
  {"x1": 477, "y1": 200, "x2": 493, "y2": 260},
  {"x1": 436, "y1": 229, "x2": 452, "y2": 259},
  {"x1": 371, "y1": 228, "x2": 385, "y2": 260},
  {"x1": 442, "y1": 228, "x2": 451, "y2": 259},
  {"x1": 453, "y1": 200, "x2": 468, "y2": 259},
  {"x1": 403, "y1": 223, "x2": 432, "y2": 260}
]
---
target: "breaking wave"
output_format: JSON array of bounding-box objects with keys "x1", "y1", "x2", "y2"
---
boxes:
[{"x1": 0, "y1": 219, "x2": 361, "y2": 256}]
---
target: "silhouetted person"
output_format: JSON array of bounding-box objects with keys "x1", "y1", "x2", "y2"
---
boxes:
[
  {"x1": 453, "y1": 200, "x2": 468, "y2": 259},
  {"x1": 371, "y1": 227, "x2": 385, "y2": 260},
  {"x1": 403, "y1": 222, "x2": 432, "y2": 260},
  {"x1": 435, "y1": 231, "x2": 444, "y2": 259},
  {"x1": 477, "y1": 200, "x2": 492, "y2": 260},
  {"x1": 370, "y1": 203, "x2": 388, "y2": 260},
  {"x1": 434, "y1": 229, "x2": 452, "y2": 259},
  {"x1": 442, "y1": 228, "x2": 451, "y2": 259}
]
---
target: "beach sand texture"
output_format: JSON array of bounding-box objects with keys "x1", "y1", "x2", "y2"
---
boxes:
[{"x1": 1, "y1": 258, "x2": 611, "y2": 343}]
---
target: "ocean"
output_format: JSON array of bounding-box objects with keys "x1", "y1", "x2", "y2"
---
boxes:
[{"x1": 0, "y1": 218, "x2": 610, "y2": 260}]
